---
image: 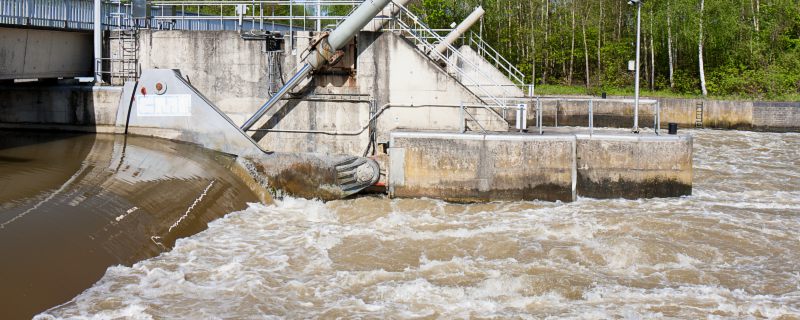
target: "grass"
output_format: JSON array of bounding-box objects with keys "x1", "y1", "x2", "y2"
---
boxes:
[{"x1": 531, "y1": 84, "x2": 800, "y2": 102}]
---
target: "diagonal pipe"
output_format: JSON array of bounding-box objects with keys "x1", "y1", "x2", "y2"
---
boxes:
[{"x1": 241, "y1": 0, "x2": 392, "y2": 132}]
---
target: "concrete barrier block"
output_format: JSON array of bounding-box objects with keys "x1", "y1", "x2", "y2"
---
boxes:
[
  {"x1": 575, "y1": 134, "x2": 692, "y2": 199},
  {"x1": 388, "y1": 132, "x2": 575, "y2": 202}
]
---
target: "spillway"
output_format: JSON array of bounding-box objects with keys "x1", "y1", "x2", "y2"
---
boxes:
[
  {"x1": 36, "y1": 129, "x2": 800, "y2": 319},
  {"x1": 0, "y1": 131, "x2": 262, "y2": 319}
]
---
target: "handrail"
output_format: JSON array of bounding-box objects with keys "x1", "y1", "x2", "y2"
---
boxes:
[
  {"x1": 386, "y1": 1, "x2": 513, "y2": 115},
  {"x1": 465, "y1": 31, "x2": 525, "y2": 85}
]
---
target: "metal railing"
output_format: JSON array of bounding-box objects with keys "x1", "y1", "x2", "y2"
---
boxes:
[
  {"x1": 508, "y1": 97, "x2": 661, "y2": 135},
  {"x1": 0, "y1": 0, "x2": 102, "y2": 30},
  {"x1": 463, "y1": 31, "x2": 525, "y2": 85},
  {"x1": 385, "y1": 2, "x2": 514, "y2": 118}
]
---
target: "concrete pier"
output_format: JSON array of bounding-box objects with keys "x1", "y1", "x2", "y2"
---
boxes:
[{"x1": 388, "y1": 129, "x2": 692, "y2": 202}]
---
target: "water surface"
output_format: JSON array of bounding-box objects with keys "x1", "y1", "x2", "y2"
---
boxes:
[
  {"x1": 40, "y1": 129, "x2": 800, "y2": 319},
  {"x1": 0, "y1": 131, "x2": 258, "y2": 319}
]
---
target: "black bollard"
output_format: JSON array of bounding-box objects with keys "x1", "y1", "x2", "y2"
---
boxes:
[
  {"x1": 601, "y1": 92, "x2": 607, "y2": 99},
  {"x1": 668, "y1": 123, "x2": 678, "y2": 135}
]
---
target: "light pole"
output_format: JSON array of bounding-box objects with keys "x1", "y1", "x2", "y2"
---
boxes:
[{"x1": 629, "y1": 0, "x2": 641, "y2": 133}]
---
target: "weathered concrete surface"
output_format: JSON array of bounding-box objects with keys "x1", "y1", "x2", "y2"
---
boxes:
[
  {"x1": 135, "y1": 30, "x2": 272, "y2": 124},
  {"x1": 576, "y1": 134, "x2": 693, "y2": 199},
  {"x1": 752, "y1": 102, "x2": 800, "y2": 132},
  {"x1": 0, "y1": 83, "x2": 121, "y2": 132},
  {"x1": 388, "y1": 132, "x2": 575, "y2": 202},
  {"x1": 135, "y1": 30, "x2": 507, "y2": 157},
  {"x1": 0, "y1": 27, "x2": 93, "y2": 80},
  {"x1": 388, "y1": 130, "x2": 692, "y2": 202}
]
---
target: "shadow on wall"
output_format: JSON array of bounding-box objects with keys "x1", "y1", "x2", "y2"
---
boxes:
[{"x1": 0, "y1": 81, "x2": 109, "y2": 133}]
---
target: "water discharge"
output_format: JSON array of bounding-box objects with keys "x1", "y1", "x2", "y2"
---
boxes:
[
  {"x1": 0, "y1": 131, "x2": 259, "y2": 319},
  {"x1": 36, "y1": 130, "x2": 800, "y2": 318}
]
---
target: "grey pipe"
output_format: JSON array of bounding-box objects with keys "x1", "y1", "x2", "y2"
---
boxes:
[
  {"x1": 433, "y1": 6, "x2": 484, "y2": 55},
  {"x1": 94, "y1": 0, "x2": 102, "y2": 83},
  {"x1": 327, "y1": 0, "x2": 392, "y2": 49},
  {"x1": 241, "y1": 63, "x2": 312, "y2": 132},
  {"x1": 363, "y1": 0, "x2": 410, "y2": 32},
  {"x1": 241, "y1": 0, "x2": 391, "y2": 132}
]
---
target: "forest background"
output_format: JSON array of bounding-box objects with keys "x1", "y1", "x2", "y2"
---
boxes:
[{"x1": 191, "y1": 0, "x2": 800, "y2": 100}]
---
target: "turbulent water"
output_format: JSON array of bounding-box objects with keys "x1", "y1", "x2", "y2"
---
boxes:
[{"x1": 39, "y1": 130, "x2": 800, "y2": 319}]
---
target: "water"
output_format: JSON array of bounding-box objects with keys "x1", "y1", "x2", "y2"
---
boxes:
[
  {"x1": 0, "y1": 131, "x2": 259, "y2": 319},
  {"x1": 36, "y1": 130, "x2": 800, "y2": 318}
]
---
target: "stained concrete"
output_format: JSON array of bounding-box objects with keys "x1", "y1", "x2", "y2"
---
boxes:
[
  {"x1": 388, "y1": 129, "x2": 692, "y2": 202},
  {"x1": 0, "y1": 83, "x2": 121, "y2": 132}
]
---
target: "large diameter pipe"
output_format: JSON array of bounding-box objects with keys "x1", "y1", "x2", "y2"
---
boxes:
[
  {"x1": 363, "y1": 0, "x2": 410, "y2": 32},
  {"x1": 241, "y1": 64, "x2": 313, "y2": 132},
  {"x1": 241, "y1": 0, "x2": 391, "y2": 132},
  {"x1": 433, "y1": 6, "x2": 484, "y2": 55},
  {"x1": 327, "y1": 0, "x2": 392, "y2": 49}
]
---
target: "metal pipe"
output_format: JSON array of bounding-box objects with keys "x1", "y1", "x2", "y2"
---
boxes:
[
  {"x1": 93, "y1": 0, "x2": 102, "y2": 83},
  {"x1": 241, "y1": 63, "x2": 312, "y2": 131},
  {"x1": 633, "y1": 0, "x2": 641, "y2": 133},
  {"x1": 433, "y1": 6, "x2": 484, "y2": 55},
  {"x1": 327, "y1": 0, "x2": 391, "y2": 49},
  {"x1": 241, "y1": 0, "x2": 391, "y2": 132},
  {"x1": 363, "y1": 0, "x2": 410, "y2": 32}
]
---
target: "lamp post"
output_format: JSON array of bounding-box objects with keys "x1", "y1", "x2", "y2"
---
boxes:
[{"x1": 629, "y1": 0, "x2": 641, "y2": 133}]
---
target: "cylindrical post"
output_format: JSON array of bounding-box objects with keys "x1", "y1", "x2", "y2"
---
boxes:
[
  {"x1": 460, "y1": 102, "x2": 465, "y2": 133},
  {"x1": 633, "y1": 1, "x2": 641, "y2": 132},
  {"x1": 316, "y1": 0, "x2": 321, "y2": 32},
  {"x1": 589, "y1": 100, "x2": 594, "y2": 136},
  {"x1": 93, "y1": 0, "x2": 102, "y2": 83},
  {"x1": 537, "y1": 97, "x2": 543, "y2": 135}
]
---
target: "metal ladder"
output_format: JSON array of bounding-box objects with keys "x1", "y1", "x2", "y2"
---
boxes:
[
  {"x1": 695, "y1": 101, "x2": 704, "y2": 128},
  {"x1": 385, "y1": 2, "x2": 514, "y2": 112}
]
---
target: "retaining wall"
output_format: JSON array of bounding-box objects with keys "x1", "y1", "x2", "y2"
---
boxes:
[{"x1": 388, "y1": 131, "x2": 692, "y2": 202}]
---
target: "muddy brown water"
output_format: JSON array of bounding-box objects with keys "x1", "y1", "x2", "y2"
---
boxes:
[
  {"x1": 0, "y1": 131, "x2": 258, "y2": 319},
  {"x1": 12, "y1": 129, "x2": 800, "y2": 318}
]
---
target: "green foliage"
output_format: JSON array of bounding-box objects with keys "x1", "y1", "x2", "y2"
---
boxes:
[{"x1": 406, "y1": 0, "x2": 800, "y2": 99}]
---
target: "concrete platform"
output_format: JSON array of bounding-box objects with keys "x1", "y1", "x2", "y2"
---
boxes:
[{"x1": 388, "y1": 128, "x2": 692, "y2": 202}]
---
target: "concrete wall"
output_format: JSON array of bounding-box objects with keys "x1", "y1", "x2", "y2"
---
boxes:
[
  {"x1": 517, "y1": 96, "x2": 798, "y2": 132},
  {"x1": 388, "y1": 131, "x2": 692, "y2": 202},
  {"x1": 0, "y1": 27, "x2": 93, "y2": 80},
  {"x1": 0, "y1": 83, "x2": 121, "y2": 132},
  {"x1": 135, "y1": 30, "x2": 507, "y2": 156},
  {"x1": 388, "y1": 132, "x2": 575, "y2": 202},
  {"x1": 576, "y1": 134, "x2": 692, "y2": 199}
]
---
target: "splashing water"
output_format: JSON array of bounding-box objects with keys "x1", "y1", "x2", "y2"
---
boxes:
[{"x1": 38, "y1": 130, "x2": 800, "y2": 319}]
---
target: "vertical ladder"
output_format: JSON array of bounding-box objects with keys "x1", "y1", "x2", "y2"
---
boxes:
[{"x1": 695, "y1": 101, "x2": 704, "y2": 128}]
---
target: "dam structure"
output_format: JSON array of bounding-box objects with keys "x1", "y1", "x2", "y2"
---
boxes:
[{"x1": 0, "y1": 0, "x2": 694, "y2": 202}]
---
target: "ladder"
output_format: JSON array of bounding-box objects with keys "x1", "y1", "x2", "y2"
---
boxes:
[{"x1": 695, "y1": 101, "x2": 703, "y2": 128}]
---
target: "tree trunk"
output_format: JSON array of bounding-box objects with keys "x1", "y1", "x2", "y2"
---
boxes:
[
  {"x1": 667, "y1": 0, "x2": 674, "y2": 88},
  {"x1": 650, "y1": 8, "x2": 655, "y2": 90},
  {"x1": 698, "y1": 0, "x2": 708, "y2": 96},
  {"x1": 542, "y1": 0, "x2": 549, "y2": 85},
  {"x1": 568, "y1": 0, "x2": 575, "y2": 85},
  {"x1": 582, "y1": 14, "x2": 590, "y2": 88},
  {"x1": 752, "y1": 0, "x2": 760, "y2": 31},
  {"x1": 597, "y1": 0, "x2": 603, "y2": 86}
]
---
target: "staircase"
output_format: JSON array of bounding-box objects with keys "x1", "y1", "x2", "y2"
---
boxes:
[
  {"x1": 464, "y1": 31, "x2": 525, "y2": 86},
  {"x1": 385, "y1": 2, "x2": 516, "y2": 113}
]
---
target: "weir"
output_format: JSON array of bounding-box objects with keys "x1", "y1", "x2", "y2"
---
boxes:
[{"x1": 0, "y1": 0, "x2": 706, "y2": 203}]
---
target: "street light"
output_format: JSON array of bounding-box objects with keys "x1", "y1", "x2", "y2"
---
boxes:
[{"x1": 628, "y1": 0, "x2": 642, "y2": 133}]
